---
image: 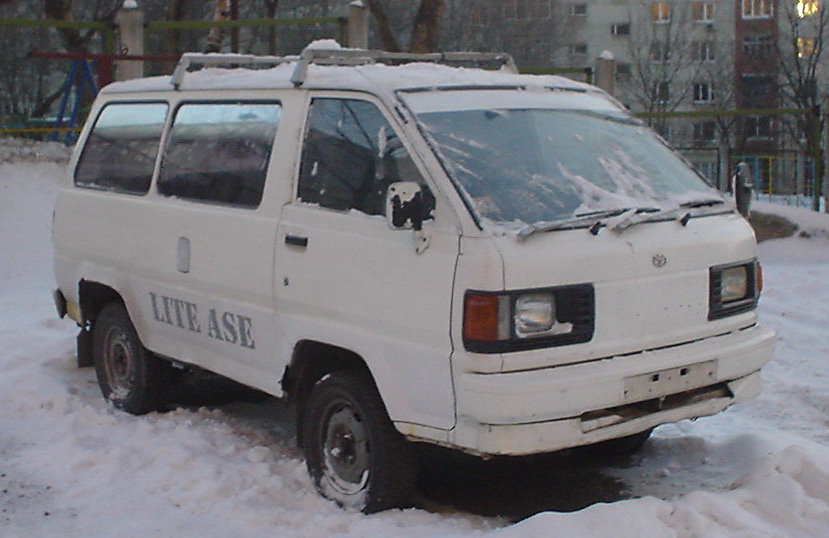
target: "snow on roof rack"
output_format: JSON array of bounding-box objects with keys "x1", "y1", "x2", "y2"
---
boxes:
[
  {"x1": 170, "y1": 52, "x2": 297, "y2": 89},
  {"x1": 170, "y1": 49, "x2": 518, "y2": 90},
  {"x1": 289, "y1": 48, "x2": 518, "y2": 86}
]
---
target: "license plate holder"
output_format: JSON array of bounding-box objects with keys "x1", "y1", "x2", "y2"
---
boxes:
[{"x1": 623, "y1": 360, "x2": 718, "y2": 403}]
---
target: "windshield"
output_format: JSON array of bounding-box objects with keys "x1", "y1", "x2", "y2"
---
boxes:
[{"x1": 412, "y1": 96, "x2": 720, "y2": 228}]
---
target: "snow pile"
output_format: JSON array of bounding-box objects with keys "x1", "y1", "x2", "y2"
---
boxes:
[
  {"x1": 3, "y1": 141, "x2": 829, "y2": 537},
  {"x1": 0, "y1": 136, "x2": 71, "y2": 164},
  {"x1": 753, "y1": 200, "x2": 829, "y2": 239}
]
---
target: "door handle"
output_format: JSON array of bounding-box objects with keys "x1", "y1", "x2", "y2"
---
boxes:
[{"x1": 285, "y1": 234, "x2": 308, "y2": 248}]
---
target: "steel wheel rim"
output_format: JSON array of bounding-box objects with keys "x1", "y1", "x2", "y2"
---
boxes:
[
  {"x1": 322, "y1": 401, "x2": 370, "y2": 496},
  {"x1": 102, "y1": 325, "x2": 133, "y2": 399}
]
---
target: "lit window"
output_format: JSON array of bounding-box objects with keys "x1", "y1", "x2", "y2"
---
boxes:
[
  {"x1": 797, "y1": 0, "x2": 820, "y2": 17},
  {"x1": 692, "y1": 2, "x2": 716, "y2": 21},
  {"x1": 742, "y1": 0, "x2": 772, "y2": 19},
  {"x1": 651, "y1": 2, "x2": 671, "y2": 22},
  {"x1": 798, "y1": 37, "x2": 815, "y2": 57}
]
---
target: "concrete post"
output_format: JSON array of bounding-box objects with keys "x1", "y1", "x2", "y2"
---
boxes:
[
  {"x1": 594, "y1": 50, "x2": 616, "y2": 96},
  {"x1": 114, "y1": 0, "x2": 144, "y2": 81},
  {"x1": 347, "y1": 1, "x2": 368, "y2": 49},
  {"x1": 717, "y1": 143, "x2": 730, "y2": 192}
]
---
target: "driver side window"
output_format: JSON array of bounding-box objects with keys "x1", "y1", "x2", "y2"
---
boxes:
[{"x1": 297, "y1": 98, "x2": 426, "y2": 216}]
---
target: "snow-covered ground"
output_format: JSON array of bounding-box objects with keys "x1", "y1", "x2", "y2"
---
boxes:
[{"x1": 2, "y1": 139, "x2": 829, "y2": 537}]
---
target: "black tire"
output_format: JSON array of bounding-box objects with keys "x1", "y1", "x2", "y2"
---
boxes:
[
  {"x1": 92, "y1": 302, "x2": 171, "y2": 415},
  {"x1": 585, "y1": 428, "x2": 653, "y2": 457},
  {"x1": 302, "y1": 370, "x2": 416, "y2": 513}
]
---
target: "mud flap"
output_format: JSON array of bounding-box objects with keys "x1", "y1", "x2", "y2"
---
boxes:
[{"x1": 77, "y1": 329, "x2": 93, "y2": 368}]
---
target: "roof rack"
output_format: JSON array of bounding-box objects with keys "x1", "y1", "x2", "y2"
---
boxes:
[
  {"x1": 289, "y1": 48, "x2": 518, "y2": 86},
  {"x1": 170, "y1": 49, "x2": 518, "y2": 90},
  {"x1": 170, "y1": 52, "x2": 297, "y2": 89}
]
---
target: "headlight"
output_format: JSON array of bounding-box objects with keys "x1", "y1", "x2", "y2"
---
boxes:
[
  {"x1": 709, "y1": 260, "x2": 760, "y2": 320},
  {"x1": 463, "y1": 285, "x2": 594, "y2": 353},
  {"x1": 720, "y1": 266, "x2": 748, "y2": 303},
  {"x1": 515, "y1": 293, "x2": 555, "y2": 337}
]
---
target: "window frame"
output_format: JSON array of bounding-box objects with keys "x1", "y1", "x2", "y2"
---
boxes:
[
  {"x1": 742, "y1": 0, "x2": 773, "y2": 19},
  {"x1": 693, "y1": 82, "x2": 715, "y2": 103},
  {"x1": 73, "y1": 100, "x2": 169, "y2": 196},
  {"x1": 611, "y1": 23, "x2": 631, "y2": 35},
  {"x1": 651, "y1": 2, "x2": 671, "y2": 23},
  {"x1": 692, "y1": 2, "x2": 716, "y2": 22},
  {"x1": 295, "y1": 93, "x2": 433, "y2": 219},
  {"x1": 157, "y1": 99, "x2": 283, "y2": 210}
]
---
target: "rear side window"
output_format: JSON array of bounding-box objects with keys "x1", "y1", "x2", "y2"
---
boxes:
[
  {"x1": 75, "y1": 102, "x2": 168, "y2": 194},
  {"x1": 158, "y1": 102, "x2": 281, "y2": 208}
]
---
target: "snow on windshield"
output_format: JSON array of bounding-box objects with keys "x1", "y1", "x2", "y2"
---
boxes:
[{"x1": 410, "y1": 93, "x2": 718, "y2": 228}]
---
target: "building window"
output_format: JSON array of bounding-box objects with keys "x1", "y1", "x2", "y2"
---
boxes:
[
  {"x1": 695, "y1": 40, "x2": 716, "y2": 61},
  {"x1": 651, "y1": 2, "x2": 671, "y2": 22},
  {"x1": 694, "y1": 82, "x2": 715, "y2": 102},
  {"x1": 693, "y1": 122, "x2": 717, "y2": 143},
  {"x1": 741, "y1": 74, "x2": 776, "y2": 106},
  {"x1": 743, "y1": 34, "x2": 774, "y2": 57},
  {"x1": 504, "y1": 0, "x2": 552, "y2": 20},
  {"x1": 692, "y1": 2, "x2": 716, "y2": 22},
  {"x1": 744, "y1": 116, "x2": 773, "y2": 139},
  {"x1": 742, "y1": 0, "x2": 772, "y2": 19},
  {"x1": 797, "y1": 0, "x2": 820, "y2": 17},
  {"x1": 616, "y1": 63, "x2": 632, "y2": 76},
  {"x1": 798, "y1": 37, "x2": 815, "y2": 57},
  {"x1": 569, "y1": 3, "x2": 587, "y2": 16},
  {"x1": 656, "y1": 81, "x2": 670, "y2": 103},
  {"x1": 611, "y1": 23, "x2": 630, "y2": 35},
  {"x1": 569, "y1": 43, "x2": 588, "y2": 56}
]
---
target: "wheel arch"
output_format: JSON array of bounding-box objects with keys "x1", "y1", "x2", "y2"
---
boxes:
[
  {"x1": 282, "y1": 339, "x2": 381, "y2": 447},
  {"x1": 78, "y1": 279, "x2": 124, "y2": 327}
]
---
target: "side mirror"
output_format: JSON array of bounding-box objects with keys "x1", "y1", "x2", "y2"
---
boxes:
[
  {"x1": 386, "y1": 181, "x2": 424, "y2": 231},
  {"x1": 734, "y1": 161, "x2": 753, "y2": 217}
]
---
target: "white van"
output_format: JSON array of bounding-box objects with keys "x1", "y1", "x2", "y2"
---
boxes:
[{"x1": 53, "y1": 48, "x2": 775, "y2": 512}]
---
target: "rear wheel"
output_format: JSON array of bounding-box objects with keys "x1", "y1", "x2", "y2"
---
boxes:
[
  {"x1": 302, "y1": 370, "x2": 416, "y2": 513},
  {"x1": 92, "y1": 302, "x2": 171, "y2": 415}
]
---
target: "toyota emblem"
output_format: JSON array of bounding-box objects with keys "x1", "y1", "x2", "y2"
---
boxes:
[{"x1": 652, "y1": 253, "x2": 667, "y2": 268}]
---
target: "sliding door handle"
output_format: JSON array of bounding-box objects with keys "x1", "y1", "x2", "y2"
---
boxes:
[{"x1": 285, "y1": 234, "x2": 308, "y2": 248}]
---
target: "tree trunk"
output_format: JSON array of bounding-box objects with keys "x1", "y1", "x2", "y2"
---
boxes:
[
  {"x1": 163, "y1": 0, "x2": 187, "y2": 72},
  {"x1": 364, "y1": 0, "x2": 401, "y2": 52},
  {"x1": 410, "y1": 0, "x2": 444, "y2": 53}
]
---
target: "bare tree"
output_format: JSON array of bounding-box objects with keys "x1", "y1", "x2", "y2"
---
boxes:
[
  {"x1": 364, "y1": 0, "x2": 444, "y2": 52},
  {"x1": 776, "y1": 0, "x2": 829, "y2": 209}
]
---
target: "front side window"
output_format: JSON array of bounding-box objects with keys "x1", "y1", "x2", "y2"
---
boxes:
[
  {"x1": 158, "y1": 102, "x2": 281, "y2": 208},
  {"x1": 297, "y1": 98, "x2": 427, "y2": 216},
  {"x1": 406, "y1": 90, "x2": 718, "y2": 228},
  {"x1": 75, "y1": 102, "x2": 168, "y2": 194}
]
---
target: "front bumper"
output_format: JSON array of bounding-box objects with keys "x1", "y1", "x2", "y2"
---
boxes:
[{"x1": 452, "y1": 323, "x2": 776, "y2": 455}]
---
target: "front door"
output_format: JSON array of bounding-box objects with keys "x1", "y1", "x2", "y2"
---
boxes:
[{"x1": 274, "y1": 96, "x2": 459, "y2": 430}]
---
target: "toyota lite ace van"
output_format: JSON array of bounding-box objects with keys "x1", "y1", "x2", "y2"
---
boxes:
[{"x1": 52, "y1": 47, "x2": 775, "y2": 512}]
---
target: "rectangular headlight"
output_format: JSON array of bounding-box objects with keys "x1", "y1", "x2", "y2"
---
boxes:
[
  {"x1": 720, "y1": 265, "x2": 749, "y2": 303},
  {"x1": 463, "y1": 285, "x2": 594, "y2": 353},
  {"x1": 709, "y1": 260, "x2": 759, "y2": 320}
]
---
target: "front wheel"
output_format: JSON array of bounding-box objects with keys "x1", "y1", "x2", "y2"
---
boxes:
[
  {"x1": 92, "y1": 302, "x2": 171, "y2": 415},
  {"x1": 302, "y1": 370, "x2": 416, "y2": 513}
]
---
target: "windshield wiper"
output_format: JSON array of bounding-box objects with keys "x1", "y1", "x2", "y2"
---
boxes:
[
  {"x1": 613, "y1": 198, "x2": 731, "y2": 231},
  {"x1": 517, "y1": 207, "x2": 659, "y2": 241}
]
